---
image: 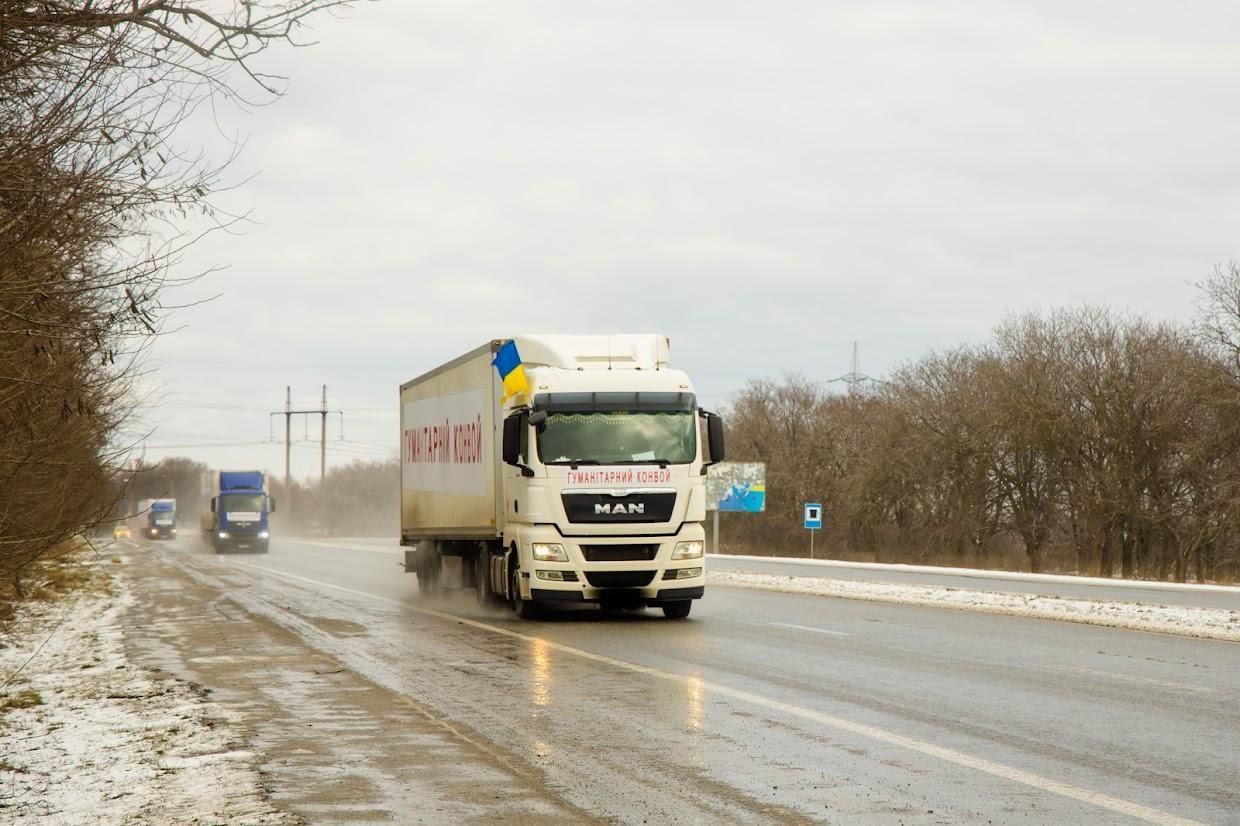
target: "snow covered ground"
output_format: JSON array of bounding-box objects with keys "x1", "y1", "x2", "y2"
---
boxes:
[
  {"x1": 709, "y1": 569, "x2": 1240, "y2": 641},
  {"x1": 0, "y1": 560, "x2": 293, "y2": 825}
]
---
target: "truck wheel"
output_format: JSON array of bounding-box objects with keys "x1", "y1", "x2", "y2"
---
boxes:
[
  {"x1": 510, "y1": 567, "x2": 539, "y2": 619},
  {"x1": 416, "y1": 544, "x2": 441, "y2": 596},
  {"x1": 476, "y1": 554, "x2": 492, "y2": 605},
  {"x1": 661, "y1": 601, "x2": 692, "y2": 619}
]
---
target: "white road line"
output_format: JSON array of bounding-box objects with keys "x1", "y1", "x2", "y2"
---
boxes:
[
  {"x1": 768, "y1": 622, "x2": 850, "y2": 637},
  {"x1": 225, "y1": 559, "x2": 1203, "y2": 826},
  {"x1": 1049, "y1": 666, "x2": 1212, "y2": 695},
  {"x1": 287, "y1": 539, "x2": 402, "y2": 555}
]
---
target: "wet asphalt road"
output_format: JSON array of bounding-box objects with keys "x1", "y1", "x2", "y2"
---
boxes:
[{"x1": 165, "y1": 537, "x2": 1240, "y2": 824}]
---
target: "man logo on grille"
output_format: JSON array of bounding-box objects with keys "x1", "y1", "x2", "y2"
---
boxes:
[{"x1": 595, "y1": 502, "x2": 645, "y2": 515}]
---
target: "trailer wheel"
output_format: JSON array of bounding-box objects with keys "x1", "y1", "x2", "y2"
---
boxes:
[
  {"x1": 661, "y1": 601, "x2": 692, "y2": 619},
  {"x1": 475, "y1": 552, "x2": 491, "y2": 605},
  {"x1": 416, "y1": 543, "x2": 441, "y2": 596}
]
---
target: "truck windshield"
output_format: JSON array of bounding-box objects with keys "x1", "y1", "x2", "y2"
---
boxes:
[
  {"x1": 534, "y1": 392, "x2": 698, "y2": 465},
  {"x1": 220, "y1": 494, "x2": 265, "y2": 512}
]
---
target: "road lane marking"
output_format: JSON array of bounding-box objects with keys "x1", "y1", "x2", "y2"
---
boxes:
[
  {"x1": 287, "y1": 539, "x2": 402, "y2": 555},
  {"x1": 226, "y1": 559, "x2": 1204, "y2": 826},
  {"x1": 769, "y1": 622, "x2": 850, "y2": 637},
  {"x1": 1049, "y1": 665, "x2": 1212, "y2": 695}
]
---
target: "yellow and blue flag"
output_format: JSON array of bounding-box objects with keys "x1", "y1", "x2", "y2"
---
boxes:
[{"x1": 492, "y1": 340, "x2": 531, "y2": 403}]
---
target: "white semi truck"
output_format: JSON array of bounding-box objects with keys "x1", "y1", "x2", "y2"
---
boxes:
[{"x1": 400, "y1": 335, "x2": 725, "y2": 619}]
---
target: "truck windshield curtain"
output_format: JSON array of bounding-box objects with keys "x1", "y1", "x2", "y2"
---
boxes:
[
  {"x1": 533, "y1": 391, "x2": 695, "y2": 414},
  {"x1": 533, "y1": 392, "x2": 698, "y2": 465},
  {"x1": 220, "y1": 494, "x2": 265, "y2": 512}
]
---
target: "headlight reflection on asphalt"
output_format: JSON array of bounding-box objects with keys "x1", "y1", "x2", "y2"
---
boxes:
[
  {"x1": 686, "y1": 675, "x2": 704, "y2": 732},
  {"x1": 531, "y1": 637, "x2": 552, "y2": 708}
]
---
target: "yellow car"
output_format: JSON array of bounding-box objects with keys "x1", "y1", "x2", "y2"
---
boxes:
[{"x1": 112, "y1": 524, "x2": 131, "y2": 539}]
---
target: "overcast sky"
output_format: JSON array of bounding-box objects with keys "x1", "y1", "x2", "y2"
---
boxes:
[{"x1": 129, "y1": 1, "x2": 1240, "y2": 480}]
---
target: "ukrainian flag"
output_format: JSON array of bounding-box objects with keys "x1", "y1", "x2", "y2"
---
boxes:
[{"x1": 492, "y1": 339, "x2": 531, "y2": 404}]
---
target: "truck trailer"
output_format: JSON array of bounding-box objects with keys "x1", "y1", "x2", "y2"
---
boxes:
[
  {"x1": 400, "y1": 335, "x2": 725, "y2": 619},
  {"x1": 137, "y1": 498, "x2": 177, "y2": 539},
  {"x1": 200, "y1": 470, "x2": 276, "y2": 553}
]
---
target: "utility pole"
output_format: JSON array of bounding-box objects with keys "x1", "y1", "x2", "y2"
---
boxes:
[
  {"x1": 270, "y1": 387, "x2": 344, "y2": 516},
  {"x1": 284, "y1": 386, "x2": 291, "y2": 511}
]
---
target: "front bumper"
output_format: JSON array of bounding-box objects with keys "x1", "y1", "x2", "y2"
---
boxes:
[
  {"x1": 513, "y1": 523, "x2": 706, "y2": 604},
  {"x1": 216, "y1": 528, "x2": 268, "y2": 548}
]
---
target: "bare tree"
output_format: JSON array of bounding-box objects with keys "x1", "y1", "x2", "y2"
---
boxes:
[
  {"x1": 1194, "y1": 261, "x2": 1240, "y2": 377},
  {"x1": 1, "y1": 2, "x2": 354, "y2": 597}
]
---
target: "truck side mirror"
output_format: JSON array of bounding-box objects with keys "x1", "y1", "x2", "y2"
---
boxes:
[
  {"x1": 268, "y1": 497, "x2": 277, "y2": 514},
  {"x1": 502, "y1": 414, "x2": 535, "y2": 476},
  {"x1": 210, "y1": 497, "x2": 216, "y2": 514},
  {"x1": 703, "y1": 411, "x2": 726, "y2": 465}
]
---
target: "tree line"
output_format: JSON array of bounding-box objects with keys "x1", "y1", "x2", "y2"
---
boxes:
[
  {"x1": 721, "y1": 267, "x2": 1240, "y2": 583},
  {"x1": 1, "y1": 2, "x2": 349, "y2": 598}
]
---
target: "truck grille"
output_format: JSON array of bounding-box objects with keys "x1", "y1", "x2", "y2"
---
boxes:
[
  {"x1": 584, "y1": 571, "x2": 656, "y2": 588},
  {"x1": 581, "y1": 544, "x2": 659, "y2": 562},
  {"x1": 562, "y1": 492, "x2": 676, "y2": 523}
]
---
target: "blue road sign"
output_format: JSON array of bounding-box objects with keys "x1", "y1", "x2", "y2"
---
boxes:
[{"x1": 804, "y1": 503, "x2": 823, "y2": 530}]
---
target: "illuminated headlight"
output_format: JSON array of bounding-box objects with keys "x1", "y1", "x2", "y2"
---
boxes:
[
  {"x1": 532, "y1": 543, "x2": 568, "y2": 562},
  {"x1": 218, "y1": 531, "x2": 230, "y2": 539},
  {"x1": 674, "y1": 567, "x2": 702, "y2": 579},
  {"x1": 536, "y1": 570, "x2": 566, "y2": 581},
  {"x1": 672, "y1": 541, "x2": 704, "y2": 559},
  {"x1": 258, "y1": 531, "x2": 269, "y2": 539}
]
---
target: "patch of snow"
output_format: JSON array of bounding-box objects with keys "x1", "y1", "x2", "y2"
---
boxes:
[
  {"x1": 0, "y1": 569, "x2": 294, "y2": 824},
  {"x1": 708, "y1": 570, "x2": 1240, "y2": 641},
  {"x1": 710, "y1": 553, "x2": 1240, "y2": 594}
]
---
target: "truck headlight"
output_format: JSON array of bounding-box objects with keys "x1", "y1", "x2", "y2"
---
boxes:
[
  {"x1": 259, "y1": 531, "x2": 269, "y2": 539},
  {"x1": 218, "y1": 531, "x2": 230, "y2": 539},
  {"x1": 532, "y1": 543, "x2": 568, "y2": 562},
  {"x1": 672, "y1": 540, "x2": 704, "y2": 559},
  {"x1": 675, "y1": 567, "x2": 702, "y2": 579}
]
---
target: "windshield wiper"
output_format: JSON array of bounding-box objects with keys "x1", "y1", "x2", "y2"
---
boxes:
[{"x1": 630, "y1": 459, "x2": 670, "y2": 468}]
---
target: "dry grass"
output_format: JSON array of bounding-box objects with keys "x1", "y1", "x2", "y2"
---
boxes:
[
  {"x1": 0, "y1": 689, "x2": 43, "y2": 713},
  {"x1": 0, "y1": 537, "x2": 113, "y2": 630}
]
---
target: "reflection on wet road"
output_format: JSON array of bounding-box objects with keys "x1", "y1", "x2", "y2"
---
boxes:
[{"x1": 154, "y1": 537, "x2": 1240, "y2": 825}]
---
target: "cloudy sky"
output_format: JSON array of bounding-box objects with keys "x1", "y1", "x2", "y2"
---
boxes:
[{"x1": 129, "y1": 1, "x2": 1240, "y2": 480}]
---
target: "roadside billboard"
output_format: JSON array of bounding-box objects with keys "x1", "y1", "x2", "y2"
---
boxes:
[{"x1": 706, "y1": 462, "x2": 766, "y2": 513}]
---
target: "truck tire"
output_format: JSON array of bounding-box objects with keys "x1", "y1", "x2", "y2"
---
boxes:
[
  {"x1": 476, "y1": 553, "x2": 492, "y2": 605},
  {"x1": 416, "y1": 543, "x2": 441, "y2": 596},
  {"x1": 661, "y1": 600, "x2": 692, "y2": 619},
  {"x1": 510, "y1": 566, "x2": 540, "y2": 619}
]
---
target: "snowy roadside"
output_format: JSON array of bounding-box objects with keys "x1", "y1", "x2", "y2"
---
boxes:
[
  {"x1": 0, "y1": 556, "x2": 295, "y2": 825},
  {"x1": 709, "y1": 569, "x2": 1240, "y2": 641}
]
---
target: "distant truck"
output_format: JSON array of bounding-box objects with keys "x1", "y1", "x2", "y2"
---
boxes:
[
  {"x1": 200, "y1": 470, "x2": 276, "y2": 553},
  {"x1": 137, "y1": 498, "x2": 177, "y2": 539},
  {"x1": 400, "y1": 335, "x2": 725, "y2": 619}
]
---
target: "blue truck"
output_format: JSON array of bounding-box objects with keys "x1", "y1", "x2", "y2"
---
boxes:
[
  {"x1": 200, "y1": 470, "x2": 276, "y2": 553},
  {"x1": 137, "y1": 498, "x2": 177, "y2": 539}
]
